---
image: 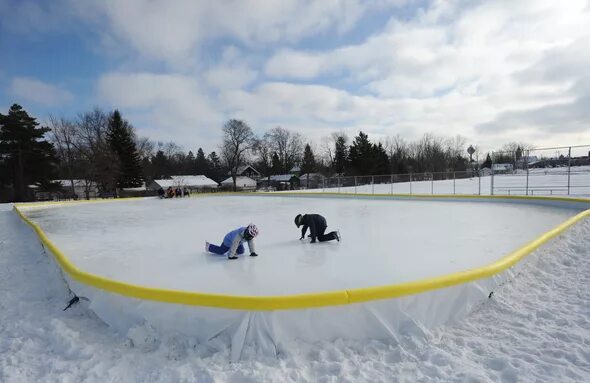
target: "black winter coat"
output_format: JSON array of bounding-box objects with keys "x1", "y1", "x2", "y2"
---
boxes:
[{"x1": 300, "y1": 214, "x2": 327, "y2": 242}]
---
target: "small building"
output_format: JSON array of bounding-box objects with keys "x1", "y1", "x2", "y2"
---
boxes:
[
  {"x1": 148, "y1": 175, "x2": 218, "y2": 194},
  {"x1": 220, "y1": 176, "x2": 257, "y2": 191},
  {"x1": 258, "y1": 174, "x2": 300, "y2": 191},
  {"x1": 289, "y1": 166, "x2": 301, "y2": 176},
  {"x1": 492, "y1": 163, "x2": 513, "y2": 173},
  {"x1": 299, "y1": 173, "x2": 326, "y2": 189},
  {"x1": 231, "y1": 165, "x2": 262, "y2": 180},
  {"x1": 55, "y1": 179, "x2": 100, "y2": 199}
]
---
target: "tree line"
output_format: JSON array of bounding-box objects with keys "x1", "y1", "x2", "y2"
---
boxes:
[{"x1": 1, "y1": 103, "x2": 528, "y2": 201}]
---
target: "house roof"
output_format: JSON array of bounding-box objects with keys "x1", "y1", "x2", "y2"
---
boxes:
[
  {"x1": 233, "y1": 165, "x2": 261, "y2": 176},
  {"x1": 221, "y1": 176, "x2": 257, "y2": 185},
  {"x1": 55, "y1": 179, "x2": 98, "y2": 187},
  {"x1": 154, "y1": 175, "x2": 218, "y2": 188},
  {"x1": 299, "y1": 173, "x2": 325, "y2": 179},
  {"x1": 269, "y1": 174, "x2": 299, "y2": 182}
]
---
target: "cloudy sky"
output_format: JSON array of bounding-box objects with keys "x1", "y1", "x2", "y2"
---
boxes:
[{"x1": 1, "y1": 0, "x2": 589, "y2": 155}]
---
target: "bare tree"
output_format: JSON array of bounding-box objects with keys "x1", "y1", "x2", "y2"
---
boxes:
[
  {"x1": 384, "y1": 134, "x2": 409, "y2": 173},
  {"x1": 253, "y1": 134, "x2": 274, "y2": 183},
  {"x1": 73, "y1": 108, "x2": 118, "y2": 195},
  {"x1": 220, "y1": 119, "x2": 255, "y2": 190},
  {"x1": 48, "y1": 115, "x2": 78, "y2": 197},
  {"x1": 133, "y1": 135, "x2": 155, "y2": 161},
  {"x1": 266, "y1": 126, "x2": 304, "y2": 174},
  {"x1": 321, "y1": 132, "x2": 347, "y2": 171}
]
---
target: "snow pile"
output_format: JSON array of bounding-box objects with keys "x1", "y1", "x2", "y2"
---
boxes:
[{"x1": 1, "y1": 202, "x2": 589, "y2": 381}]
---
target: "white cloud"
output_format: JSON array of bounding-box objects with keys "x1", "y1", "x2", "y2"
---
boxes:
[
  {"x1": 9, "y1": 77, "x2": 73, "y2": 107},
  {"x1": 79, "y1": 0, "x2": 388, "y2": 66},
  {"x1": 97, "y1": 72, "x2": 223, "y2": 149}
]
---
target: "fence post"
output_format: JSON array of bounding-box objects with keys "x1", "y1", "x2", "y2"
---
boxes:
[
  {"x1": 453, "y1": 172, "x2": 456, "y2": 195},
  {"x1": 525, "y1": 150, "x2": 529, "y2": 196},
  {"x1": 431, "y1": 173, "x2": 434, "y2": 195},
  {"x1": 391, "y1": 174, "x2": 394, "y2": 195},
  {"x1": 322, "y1": 178, "x2": 325, "y2": 192},
  {"x1": 338, "y1": 177, "x2": 340, "y2": 193},
  {"x1": 567, "y1": 146, "x2": 572, "y2": 195},
  {"x1": 410, "y1": 173, "x2": 413, "y2": 195},
  {"x1": 491, "y1": 151, "x2": 495, "y2": 195},
  {"x1": 354, "y1": 176, "x2": 357, "y2": 194},
  {"x1": 478, "y1": 171, "x2": 481, "y2": 195},
  {"x1": 372, "y1": 176, "x2": 375, "y2": 194}
]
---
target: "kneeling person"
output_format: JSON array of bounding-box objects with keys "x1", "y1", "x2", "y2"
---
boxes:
[
  {"x1": 294, "y1": 214, "x2": 340, "y2": 243},
  {"x1": 206, "y1": 224, "x2": 259, "y2": 260}
]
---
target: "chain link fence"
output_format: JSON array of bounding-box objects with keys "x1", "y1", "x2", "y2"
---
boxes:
[
  {"x1": 305, "y1": 145, "x2": 590, "y2": 196},
  {"x1": 491, "y1": 145, "x2": 590, "y2": 196}
]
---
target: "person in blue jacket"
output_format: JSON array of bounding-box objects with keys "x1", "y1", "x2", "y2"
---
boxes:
[
  {"x1": 205, "y1": 224, "x2": 259, "y2": 260},
  {"x1": 294, "y1": 214, "x2": 340, "y2": 243}
]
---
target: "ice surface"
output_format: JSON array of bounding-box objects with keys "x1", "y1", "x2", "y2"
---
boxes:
[{"x1": 22, "y1": 195, "x2": 581, "y2": 296}]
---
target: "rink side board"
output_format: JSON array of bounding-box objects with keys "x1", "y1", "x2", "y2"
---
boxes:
[{"x1": 13, "y1": 194, "x2": 590, "y2": 311}]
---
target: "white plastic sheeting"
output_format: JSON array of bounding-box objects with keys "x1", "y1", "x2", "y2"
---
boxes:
[{"x1": 62, "y1": 261, "x2": 518, "y2": 361}]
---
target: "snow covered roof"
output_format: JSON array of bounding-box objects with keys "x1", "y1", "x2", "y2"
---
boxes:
[
  {"x1": 299, "y1": 173, "x2": 325, "y2": 179},
  {"x1": 54, "y1": 179, "x2": 98, "y2": 187},
  {"x1": 221, "y1": 176, "x2": 257, "y2": 186},
  {"x1": 493, "y1": 163, "x2": 513, "y2": 170},
  {"x1": 154, "y1": 175, "x2": 218, "y2": 188},
  {"x1": 234, "y1": 165, "x2": 261, "y2": 176},
  {"x1": 269, "y1": 174, "x2": 299, "y2": 182}
]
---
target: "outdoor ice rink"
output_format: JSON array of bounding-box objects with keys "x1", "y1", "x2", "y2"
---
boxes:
[{"x1": 21, "y1": 195, "x2": 583, "y2": 296}]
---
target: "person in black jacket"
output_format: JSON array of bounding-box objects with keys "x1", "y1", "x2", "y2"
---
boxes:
[{"x1": 294, "y1": 214, "x2": 340, "y2": 243}]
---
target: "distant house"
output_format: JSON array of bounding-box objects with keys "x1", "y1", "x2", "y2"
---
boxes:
[
  {"x1": 230, "y1": 165, "x2": 262, "y2": 180},
  {"x1": 516, "y1": 155, "x2": 539, "y2": 168},
  {"x1": 55, "y1": 179, "x2": 100, "y2": 199},
  {"x1": 220, "y1": 176, "x2": 257, "y2": 191},
  {"x1": 147, "y1": 175, "x2": 218, "y2": 193},
  {"x1": 289, "y1": 166, "x2": 301, "y2": 176},
  {"x1": 258, "y1": 174, "x2": 300, "y2": 191},
  {"x1": 299, "y1": 173, "x2": 326, "y2": 189},
  {"x1": 492, "y1": 163, "x2": 513, "y2": 173}
]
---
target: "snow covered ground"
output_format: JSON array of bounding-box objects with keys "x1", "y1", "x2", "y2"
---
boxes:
[{"x1": 2, "y1": 197, "x2": 590, "y2": 381}]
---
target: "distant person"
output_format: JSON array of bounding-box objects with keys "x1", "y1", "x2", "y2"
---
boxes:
[
  {"x1": 205, "y1": 224, "x2": 259, "y2": 260},
  {"x1": 175, "y1": 187, "x2": 182, "y2": 198},
  {"x1": 294, "y1": 214, "x2": 340, "y2": 243},
  {"x1": 157, "y1": 187, "x2": 165, "y2": 199},
  {"x1": 183, "y1": 187, "x2": 190, "y2": 198},
  {"x1": 166, "y1": 187, "x2": 174, "y2": 198}
]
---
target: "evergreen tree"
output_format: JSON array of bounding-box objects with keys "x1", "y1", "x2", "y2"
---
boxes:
[
  {"x1": 186, "y1": 150, "x2": 196, "y2": 174},
  {"x1": 373, "y1": 142, "x2": 390, "y2": 175},
  {"x1": 271, "y1": 152, "x2": 281, "y2": 175},
  {"x1": 0, "y1": 104, "x2": 58, "y2": 201},
  {"x1": 482, "y1": 153, "x2": 492, "y2": 168},
  {"x1": 348, "y1": 131, "x2": 373, "y2": 175},
  {"x1": 207, "y1": 151, "x2": 223, "y2": 181},
  {"x1": 195, "y1": 148, "x2": 209, "y2": 175},
  {"x1": 151, "y1": 150, "x2": 170, "y2": 178},
  {"x1": 300, "y1": 144, "x2": 317, "y2": 174},
  {"x1": 347, "y1": 132, "x2": 390, "y2": 175},
  {"x1": 106, "y1": 110, "x2": 143, "y2": 188},
  {"x1": 334, "y1": 135, "x2": 348, "y2": 175}
]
